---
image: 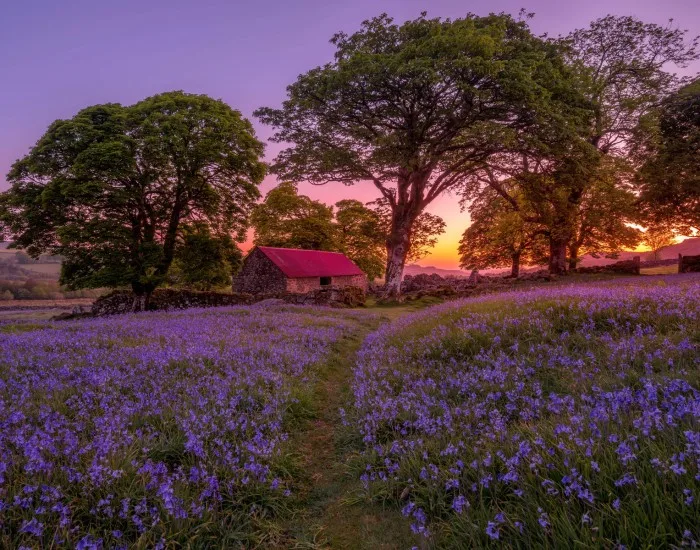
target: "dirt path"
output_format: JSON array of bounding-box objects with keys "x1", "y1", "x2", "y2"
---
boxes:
[{"x1": 282, "y1": 314, "x2": 420, "y2": 549}]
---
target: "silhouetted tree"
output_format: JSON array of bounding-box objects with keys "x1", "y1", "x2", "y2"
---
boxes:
[{"x1": 638, "y1": 80, "x2": 700, "y2": 232}]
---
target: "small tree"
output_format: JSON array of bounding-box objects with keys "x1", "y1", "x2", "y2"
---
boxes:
[
  {"x1": 334, "y1": 200, "x2": 386, "y2": 281},
  {"x1": 459, "y1": 189, "x2": 547, "y2": 277},
  {"x1": 251, "y1": 182, "x2": 337, "y2": 251},
  {"x1": 0, "y1": 92, "x2": 265, "y2": 309},
  {"x1": 643, "y1": 227, "x2": 676, "y2": 260},
  {"x1": 169, "y1": 224, "x2": 243, "y2": 291},
  {"x1": 567, "y1": 162, "x2": 643, "y2": 269}
]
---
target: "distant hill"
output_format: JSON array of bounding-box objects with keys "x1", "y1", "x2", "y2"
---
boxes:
[
  {"x1": 404, "y1": 264, "x2": 510, "y2": 278},
  {"x1": 404, "y1": 237, "x2": 700, "y2": 278},
  {"x1": 579, "y1": 237, "x2": 700, "y2": 266},
  {"x1": 404, "y1": 264, "x2": 468, "y2": 278}
]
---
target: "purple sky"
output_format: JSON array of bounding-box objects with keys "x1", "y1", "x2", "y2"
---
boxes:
[{"x1": 1, "y1": 0, "x2": 698, "y2": 267}]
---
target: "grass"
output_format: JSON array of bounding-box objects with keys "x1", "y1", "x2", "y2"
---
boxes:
[
  {"x1": 278, "y1": 312, "x2": 422, "y2": 549},
  {"x1": 641, "y1": 265, "x2": 678, "y2": 275}
]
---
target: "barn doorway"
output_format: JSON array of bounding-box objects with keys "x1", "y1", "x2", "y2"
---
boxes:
[{"x1": 320, "y1": 276, "x2": 332, "y2": 287}]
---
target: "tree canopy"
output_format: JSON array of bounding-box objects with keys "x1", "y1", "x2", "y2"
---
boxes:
[
  {"x1": 256, "y1": 12, "x2": 586, "y2": 295},
  {"x1": 643, "y1": 226, "x2": 677, "y2": 260},
  {"x1": 168, "y1": 223, "x2": 243, "y2": 291},
  {"x1": 638, "y1": 80, "x2": 700, "y2": 232},
  {"x1": 0, "y1": 91, "x2": 265, "y2": 307},
  {"x1": 333, "y1": 199, "x2": 386, "y2": 280}
]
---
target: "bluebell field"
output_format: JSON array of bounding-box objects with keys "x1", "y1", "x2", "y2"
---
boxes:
[
  {"x1": 0, "y1": 276, "x2": 698, "y2": 548},
  {"x1": 347, "y1": 276, "x2": 699, "y2": 547},
  {"x1": 0, "y1": 305, "x2": 365, "y2": 548}
]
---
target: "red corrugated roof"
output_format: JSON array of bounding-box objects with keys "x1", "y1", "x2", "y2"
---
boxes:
[{"x1": 257, "y1": 246, "x2": 364, "y2": 278}]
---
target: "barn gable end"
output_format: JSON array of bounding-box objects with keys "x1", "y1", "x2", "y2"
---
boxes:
[{"x1": 234, "y1": 247, "x2": 287, "y2": 294}]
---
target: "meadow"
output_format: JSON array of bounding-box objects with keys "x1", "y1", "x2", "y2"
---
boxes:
[
  {"x1": 0, "y1": 304, "x2": 370, "y2": 548},
  {"x1": 347, "y1": 275, "x2": 700, "y2": 547},
  {"x1": 0, "y1": 275, "x2": 698, "y2": 549}
]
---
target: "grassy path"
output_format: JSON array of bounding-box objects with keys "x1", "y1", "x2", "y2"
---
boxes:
[{"x1": 281, "y1": 311, "x2": 421, "y2": 549}]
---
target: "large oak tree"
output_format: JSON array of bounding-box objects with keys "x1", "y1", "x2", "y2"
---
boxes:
[
  {"x1": 464, "y1": 15, "x2": 697, "y2": 273},
  {"x1": 256, "y1": 13, "x2": 583, "y2": 296},
  {"x1": 0, "y1": 91, "x2": 266, "y2": 309}
]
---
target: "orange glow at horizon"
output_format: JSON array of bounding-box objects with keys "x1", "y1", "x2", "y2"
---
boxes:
[
  {"x1": 245, "y1": 178, "x2": 693, "y2": 270},
  {"x1": 244, "y1": 176, "x2": 471, "y2": 271}
]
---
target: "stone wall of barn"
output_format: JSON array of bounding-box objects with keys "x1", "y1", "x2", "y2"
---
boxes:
[
  {"x1": 285, "y1": 277, "x2": 323, "y2": 294},
  {"x1": 285, "y1": 274, "x2": 368, "y2": 294},
  {"x1": 234, "y1": 248, "x2": 287, "y2": 294},
  {"x1": 333, "y1": 274, "x2": 368, "y2": 292}
]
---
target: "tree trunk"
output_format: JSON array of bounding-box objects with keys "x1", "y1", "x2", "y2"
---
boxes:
[
  {"x1": 511, "y1": 252, "x2": 521, "y2": 278},
  {"x1": 383, "y1": 211, "x2": 415, "y2": 299},
  {"x1": 549, "y1": 238, "x2": 568, "y2": 275},
  {"x1": 130, "y1": 281, "x2": 155, "y2": 313},
  {"x1": 568, "y1": 245, "x2": 579, "y2": 272}
]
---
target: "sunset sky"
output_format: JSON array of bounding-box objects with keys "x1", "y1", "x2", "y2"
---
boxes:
[{"x1": 1, "y1": 0, "x2": 699, "y2": 268}]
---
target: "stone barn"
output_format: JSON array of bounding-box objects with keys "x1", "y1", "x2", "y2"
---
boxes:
[{"x1": 235, "y1": 246, "x2": 368, "y2": 295}]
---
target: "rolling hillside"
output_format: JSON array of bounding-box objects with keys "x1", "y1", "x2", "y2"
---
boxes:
[{"x1": 579, "y1": 237, "x2": 700, "y2": 266}]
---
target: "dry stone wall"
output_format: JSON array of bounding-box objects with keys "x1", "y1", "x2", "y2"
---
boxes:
[{"x1": 679, "y1": 254, "x2": 700, "y2": 273}]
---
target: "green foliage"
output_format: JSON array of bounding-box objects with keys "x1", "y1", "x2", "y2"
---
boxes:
[
  {"x1": 256, "y1": 12, "x2": 582, "y2": 292},
  {"x1": 0, "y1": 91, "x2": 265, "y2": 302},
  {"x1": 169, "y1": 224, "x2": 243, "y2": 291},
  {"x1": 638, "y1": 80, "x2": 700, "y2": 232},
  {"x1": 251, "y1": 182, "x2": 337, "y2": 251},
  {"x1": 459, "y1": 187, "x2": 548, "y2": 275},
  {"x1": 334, "y1": 199, "x2": 385, "y2": 280},
  {"x1": 568, "y1": 16, "x2": 697, "y2": 154}
]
